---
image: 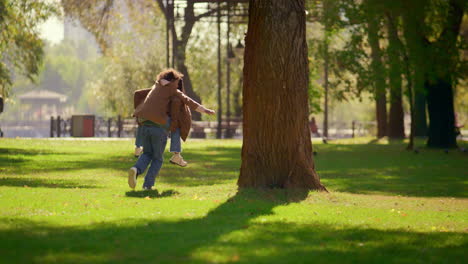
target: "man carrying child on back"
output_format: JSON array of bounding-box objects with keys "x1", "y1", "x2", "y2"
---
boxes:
[{"x1": 128, "y1": 69, "x2": 215, "y2": 190}]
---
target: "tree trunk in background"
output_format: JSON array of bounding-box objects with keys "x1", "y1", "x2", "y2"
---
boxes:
[
  {"x1": 158, "y1": 0, "x2": 207, "y2": 121},
  {"x1": 413, "y1": 93, "x2": 427, "y2": 137},
  {"x1": 401, "y1": 1, "x2": 428, "y2": 138},
  {"x1": 178, "y1": 59, "x2": 202, "y2": 120},
  {"x1": 386, "y1": 13, "x2": 405, "y2": 139},
  {"x1": 174, "y1": 4, "x2": 202, "y2": 121},
  {"x1": 367, "y1": 17, "x2": 387, "y2": 138},
  {"x1": 426, "y1": 79, "x2": 457, "y2": 148},
  {"x1": 425, "y1": 0, "x2": 464, "y2": 148},
  {"x1": 323, "y1": 40, "x2": 329, "y2": 139},
  {"x1": 238, "y1": 0, "x2": 326, "y2": 190},
  {"x1": 233, "y1": 75, "x2": 243, "y2": 118}
]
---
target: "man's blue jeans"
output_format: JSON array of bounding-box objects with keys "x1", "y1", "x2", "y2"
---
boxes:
[
  {"x1": 136, "y1": 122, "x2": 180, "y2": 152},
  {"x1": 133, "y1": 125, "x2": 168, "y2": 189}
]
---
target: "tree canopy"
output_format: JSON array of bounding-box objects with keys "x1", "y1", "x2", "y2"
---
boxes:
[{"x1": 0, "y1": 0, "x2": 58, "y2": 97}]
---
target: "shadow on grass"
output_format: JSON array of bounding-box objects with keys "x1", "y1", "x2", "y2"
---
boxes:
[
  {"x1": 158, "y1": 145, "x2": 241, "y2": 187},
  {"x1": 0, "y1": 148, "x2": 71, "y2": 156},
  {"x1": 0, "y1": 147, "x2": 134, "y2": 174},
  {"x1": 125, "y1": 189, "x2": 179, "y2": 198},
  {"x1": 0, "y1": 177, "x2": 97, "y2": 189},
  {"x1": 0, "y1": 189, "x2": 466, "y2": 264}
]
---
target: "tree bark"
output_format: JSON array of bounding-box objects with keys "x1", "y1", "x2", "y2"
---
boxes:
[
  {"x1": 386, "y1": 13, "x2": 405, "y2": 139},
  {"x1": 238, "y1": 0, "x2": 326, "y2": 190},
  {"x1": 367, "y1": 16, "x2": 387, "y2": 138}
]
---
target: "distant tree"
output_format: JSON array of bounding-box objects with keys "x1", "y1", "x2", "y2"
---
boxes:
[
  {"x1": 306, "y1": 0, "x2": 343, "y2": 137},
  {"x1": 61, "y1": 0, "x2": 235, "y2": 120},
  {"x1": 238, "y1": 0, "x2": 326, "y2": 190},
  {"x1": 401, "y1": 0, "x2": 466, "y2": 148},
  {"x1": 0, "y1": 0, "x2": 58, "y2": 97},
  {"x1": 386, "y1": 11, "x2": 405, "y2": 139}
]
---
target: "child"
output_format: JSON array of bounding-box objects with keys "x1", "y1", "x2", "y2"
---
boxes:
[{"x1": 167, "y1": 78, "x2": 192, "y2": 167}]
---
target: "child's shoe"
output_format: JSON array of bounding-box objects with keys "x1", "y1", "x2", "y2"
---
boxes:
[{"x1": 170, "y1": 153, "x2": 188, "y2": 167}]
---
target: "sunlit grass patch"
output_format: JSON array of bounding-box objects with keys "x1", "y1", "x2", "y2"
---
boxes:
[{"x1": 0, "y1": 138, "x2": 466, "y2": 263}]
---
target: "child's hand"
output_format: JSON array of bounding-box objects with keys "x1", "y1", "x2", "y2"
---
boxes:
[{"x1": 205, "y1": 108, "x2": 215, "y2": 115}]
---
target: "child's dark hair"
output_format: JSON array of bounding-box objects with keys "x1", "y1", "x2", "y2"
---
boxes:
[
  {"x1": 157, "y1": 68, "x2": 184, "y2": 82},
  {"x1": 177, "y1": 78, "x2": 184, "y2": 91}
]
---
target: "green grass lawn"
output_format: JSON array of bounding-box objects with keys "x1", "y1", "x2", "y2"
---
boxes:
[{"x1": 0, "y1": 137, "x2": 466, "y2": 264}]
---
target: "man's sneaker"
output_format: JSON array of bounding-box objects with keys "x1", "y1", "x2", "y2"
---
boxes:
[
  {"x1": 170, "y1": 154, "x2": 188, "y2": 167},
  {"x1": 134, "y1": 147, "x2": 143, "y2": 157},
  {"x1": 128, "y1": 167, "x2": 138, "y2": 189},
  {"x1": 143, "y1": 186, "x2": 153, "y2": 190}
]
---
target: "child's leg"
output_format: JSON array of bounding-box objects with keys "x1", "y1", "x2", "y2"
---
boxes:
[
  {"x1": 170, "y1": 128, "x2": 182, "y2": 153},
  {"x1": 169, "y1": 128, "x2": 187, "y2": 167}
]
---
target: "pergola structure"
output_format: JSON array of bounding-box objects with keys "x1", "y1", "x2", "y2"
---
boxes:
[
  {"x1": 18, "y1": 90, "x2": 68, "y2": 121},
  {"x1": 156, "y1": 0, "x2": 249, "y2": 138}
]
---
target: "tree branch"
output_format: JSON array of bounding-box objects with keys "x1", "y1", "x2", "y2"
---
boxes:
[
  {"x1": 155, "y1": 0, "x2": 168, "y2": 19},
  {"x1": 437, "y1": 0, "x2": 465, "y2": 45}
]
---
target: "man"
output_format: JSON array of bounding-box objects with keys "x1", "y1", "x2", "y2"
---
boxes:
[{"x1": 128, "y1": 69, "x2": 215, "y2": 190}]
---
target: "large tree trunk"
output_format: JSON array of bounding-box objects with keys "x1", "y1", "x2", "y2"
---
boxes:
[
  {"x1": 386, "y1": 13, "x2": 405, "y2": 139},
  {"x1": 367, "y1": 17, "x2": 387, "y2": 138},
  {"x1": 238, "y1": 0, "x2": 326, "y2": 190}
]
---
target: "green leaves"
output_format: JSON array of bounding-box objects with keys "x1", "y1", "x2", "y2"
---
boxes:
[{"x1": 0, "y1": 0, "x2": 58, "y2": 96}]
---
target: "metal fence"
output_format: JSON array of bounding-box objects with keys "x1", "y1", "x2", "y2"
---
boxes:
[{"x1": 1, "y1": 116, "x2": 378, "y2": 139}]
